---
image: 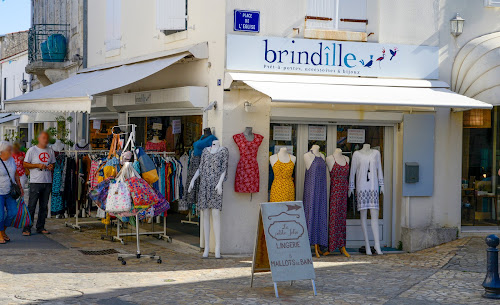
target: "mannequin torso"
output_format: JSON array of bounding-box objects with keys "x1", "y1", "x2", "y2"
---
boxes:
[
  {"x1": 201, "y1": 128, "x2": 212, "y2": 139},
  {"x1": 270, "y1": 147, "x2": 296, "y2": 167},
  {"x1": 304, "y1": 145, "x2": 325, "y2": 170},
  {"x1": 52, "y1": 140, "x2": 64, "y2": 152},
  {"x1": 326, "y1": 148, "x2": 349, "y2": 171},
  {"x1": 243, "y1": 127, "x2": 254, "y2": 142},
  {"x1": 150, "y1": 136, "x2": 161, "y2": 143}
]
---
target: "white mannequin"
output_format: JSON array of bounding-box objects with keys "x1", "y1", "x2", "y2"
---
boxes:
[
  {"x1": 270, "y1": 147, "x2": 296, "y2": 167},
  {"x1": 304, "y1": 144, "x2": 325, "y2": 170},
  {"x1": 188, "y1": 140, "x2": 225, "y2": 258},
  {"x1": 348, "y1": 144, "x2": 384, "y2": 256},
  {"x1": 243, "y1": 127, "x2": 254, "y2": 142},
  {"x1": 52, "y1": 139, "x2": 64, "y2": 152},
  {"x1": 150, "y1": 136, "x2": 161, "y2": 143},
  {"x1": 326, "y1": 148, "x2": 349, "y2": 172}
]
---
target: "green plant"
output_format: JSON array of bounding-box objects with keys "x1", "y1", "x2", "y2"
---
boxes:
[
  {"x1": 31, "y1": 139, "x2": 38, "y2": 146},
  {"x1": 4, "y1": 130, "x2": 25, "y2": 143},
  {"x1": 397, "y1": 241, "x2": 403, "y2": 251},
  {"x1": 48, "y1": 116, "x2": 74, "y2": 147}
]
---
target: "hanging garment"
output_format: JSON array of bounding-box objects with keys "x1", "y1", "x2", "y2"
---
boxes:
[
  {"x1": 179, "y1": 153, "x2": 188, "y2": 192},
  {"x1": 269, "y1": 159, "x2": 295, "y2": 202},
  {"x1": 146, "y1": 141, "x2": 167, "y2": 152},
  {"x1": 197, "y1": 147, "x2": 229, "y2": 210},
  {"x1": 179, "y1": 152, "x2": 200, "y2": 211},
  {"x1": 328, "y1": 157, "x2": 349, "y2": 252},
  {"x1": 303, "y1": 154, "x2": 328, "y2": 247},
  {"x1": 12, "y1": 151, "x2": 26, "y2": 177},
  {"x1": 193, "y1": 135, "x2": 217, "y2": 156},
  {"x1": 51, "y1": 155, "x2": 66, "y2": 214},
  {"x1": 63, "y1": 157, "x2": 78, "y2": 215},
  {"x1": 88, "y1": 159, "x2": 99, "y2": 190},
  {"x1": 349, "y1": 150, "x2": 384, "y2": 211},
  {"x1": 233, "y1": 133, "x2": 264, "y2": 193}
]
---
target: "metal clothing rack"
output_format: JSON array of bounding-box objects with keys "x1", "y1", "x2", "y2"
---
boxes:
[{"x1": 64, "y1": 149, "x2": 110, "y2": 231}]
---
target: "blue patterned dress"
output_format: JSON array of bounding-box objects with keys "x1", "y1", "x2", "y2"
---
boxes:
[{"x1": 303, "y1": 154, "x2": 328, "y2": 247}]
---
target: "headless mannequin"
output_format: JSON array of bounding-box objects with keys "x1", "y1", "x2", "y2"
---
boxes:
[
  {"x1": 324, "y1": 148, "x2": 350, "y2": 258},
  {"x1": 201, "y1": 128, "x2": 212, "y2": 139},
  {"x1": 304, "y1": 144, "x2": 326, "y2": 258},
  {"x1": 270, "y1": 147, "x2": 296, "y2": 167},
  {"x1": 348, "y1": 144, "x2": 384, "y2": 255},
  {"x1": 188, "y1": 140, "x2": 226, "y2": 258},
  {"x1": 304, "y1": 145, "x2": 325, "y2": 170},
  {"x1": 52, "y1": 139, "x2": 64, "y2": 152},
  {"x1": 243, "y1": 127, "x2": 254, "y2": 142},
  {"x1": 150, "y1": 136, "x2": 161, "y2": 143}
]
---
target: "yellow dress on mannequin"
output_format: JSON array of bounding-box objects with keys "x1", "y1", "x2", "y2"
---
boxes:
[{"x1": 270, "y1": 159, "x2": 295, "y2": 202}]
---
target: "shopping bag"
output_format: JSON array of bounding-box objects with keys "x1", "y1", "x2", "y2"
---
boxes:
[
  {"x1": 11, "y1": 198, "x2": 31, "y2": 229},
  {"x1": 106, "y1": 180, "x2": 132, "y2": 213},
  {"x1": 152, "y1": 188, "x2": 170, "y2": 216},
  {"x1": 126, "y1": 177, "x2": 158, "y2": 209},
  {"x1": 89, "y1": 178, "x2": 112, "y2": 210},
  {"x1": 135, "y1": 147, "x2": 159, "y2": 184}
]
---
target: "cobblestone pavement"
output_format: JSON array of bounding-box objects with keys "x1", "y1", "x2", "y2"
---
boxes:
[{"x1": 0, "y1": 219, "x2": 495, "y2": 304}]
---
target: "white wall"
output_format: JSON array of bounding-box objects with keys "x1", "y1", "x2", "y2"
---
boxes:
[{"x1": 0, "y1": 52, "x2": 29, "y2": 101}]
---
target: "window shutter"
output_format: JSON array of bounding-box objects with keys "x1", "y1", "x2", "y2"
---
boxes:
[
  {"x1": 105, "y1": 0, "x2": 121, "y2": 51},
  {"x1": 338, "y1": 0, "x2": 367, "y2": 32},
  {"x1": 306, "y1": 0, "x2": 335, "y2": 29},
  {"x1": 156, "y1": 0, "x2": 187, "y2": 31}
]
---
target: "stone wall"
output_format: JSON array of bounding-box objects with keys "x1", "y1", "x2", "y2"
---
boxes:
[{"x1": 0, "y1": 31, "x2": 29, "y2": 60}]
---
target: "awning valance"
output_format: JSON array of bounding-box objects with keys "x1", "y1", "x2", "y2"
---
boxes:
[
  {"x1": 226, "y1": 73, "x2": 492, "y2": 110},
  {"x1": 4, "y1": 53, "x2": 190, "y2": 113}
]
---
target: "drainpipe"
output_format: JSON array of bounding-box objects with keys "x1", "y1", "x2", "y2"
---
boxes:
[{"x1": 83, "y1": 0, "x2": 88, "y2": 69}]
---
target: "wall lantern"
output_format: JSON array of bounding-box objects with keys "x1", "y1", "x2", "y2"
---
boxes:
[{"x1": 450, "y1": 13, "x2": 465, "y2": 37}]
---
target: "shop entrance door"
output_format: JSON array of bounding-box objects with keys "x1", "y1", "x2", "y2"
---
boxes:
[{"x1": 269, "y1": 123, "x2": 394, "y2": 248}]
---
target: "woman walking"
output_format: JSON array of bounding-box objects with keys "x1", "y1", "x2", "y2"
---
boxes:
[{"x1": 0, "y1": 141, "x2": 23, "y2": 243}]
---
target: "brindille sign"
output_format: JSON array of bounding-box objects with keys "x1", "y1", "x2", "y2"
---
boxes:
[{"x1": 227, "y1": 35, "x2": 439, "y2": 79}]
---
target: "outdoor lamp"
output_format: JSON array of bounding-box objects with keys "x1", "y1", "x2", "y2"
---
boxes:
[
  {"x1": 20, "y1": 79, "x2": 28, "y2": 94},
  {"x1": 450, "y1": 13, "x2": 465, "y2": 37}
]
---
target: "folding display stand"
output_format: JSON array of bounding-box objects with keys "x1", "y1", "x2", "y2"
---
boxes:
[
  {"x1": 117, "y1": 214, "x2": 163, "y2": 265},
  {"x1": 65, "y1": 149, "x2": 110, "y2": 231}
]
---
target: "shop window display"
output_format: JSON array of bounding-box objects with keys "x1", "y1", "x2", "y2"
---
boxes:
[
  {"x1": 461, "y1": 108, "x2": 499, "y2": 226},
  {"x1": 89, "y1": 120, "x2": 119, "y2": 150},
  {"x1": 268, "y1": 124, "x2": 298, "y2": 194}
]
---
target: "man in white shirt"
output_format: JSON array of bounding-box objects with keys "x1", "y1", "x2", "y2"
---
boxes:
[{"x1": 22, "y1": 131, "x2": 56, "y2": 236}]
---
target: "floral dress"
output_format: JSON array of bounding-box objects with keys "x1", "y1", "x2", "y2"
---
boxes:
[
  {"x1": 197, "y1": 147, "x2": 229, "y2": 210},
  {"x1": 233, "y1": 133, "x2": 263, "y2": 193},
  {"x1": 329, "y1": 157, "x2": 349, "y2": 252}
]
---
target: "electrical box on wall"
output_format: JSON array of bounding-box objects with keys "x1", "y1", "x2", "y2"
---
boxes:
[{"x1": 405, "y1": 162, "x2": 419, "y2": 183}]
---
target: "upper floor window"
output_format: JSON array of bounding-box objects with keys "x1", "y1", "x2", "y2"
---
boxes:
[
  {"x1": 484, "y1": 0, "x2": 500, "y2": 7},
  {"x1": 106, "y1": 0, "x2": 122, "y2": 52},
  {"x1": 306, "y1": 0, "x2": 367, "y2": 32},
  {"x1": 156, "y1": 0, "x2": 187, "y2": 32}
]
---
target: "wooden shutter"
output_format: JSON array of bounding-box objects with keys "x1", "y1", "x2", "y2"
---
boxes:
[
  {"x1": 156, "y1": 0, "x2": 187, "y2": 31},
  {"x1": 338, "y1": 0, "x2": 367, "y2": 32},
  {"x1": 306, "y1": 0, "x2": 336, "y2": 29},
  {"x1": 105, "y1": 0, "x2": 121, "y2": 51}
]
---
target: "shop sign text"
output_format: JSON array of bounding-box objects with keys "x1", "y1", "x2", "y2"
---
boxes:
[{"x1": 227, "y1": 35, "x2": 439, "y2": 79}]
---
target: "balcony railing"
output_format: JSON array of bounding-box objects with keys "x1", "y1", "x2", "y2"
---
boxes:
[{"x1": 28, "y1": 24, "x2": 69, "y2": 64}]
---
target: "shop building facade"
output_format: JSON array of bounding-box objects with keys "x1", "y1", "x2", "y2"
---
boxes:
[
  {"x1": 7, "y1": 0, "x2": 499, "y2": 253},
  {"x1": 84, "y1": 0, "x2": 499, "y2": 253}
]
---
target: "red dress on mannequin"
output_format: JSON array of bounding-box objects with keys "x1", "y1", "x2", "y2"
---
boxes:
[{"x1": 233, "y1": 133, "x2": 263, "y2": 193}]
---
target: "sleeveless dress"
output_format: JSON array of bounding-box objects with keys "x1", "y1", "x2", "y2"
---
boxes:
[
  {"x1": 270, "y1": 158, "x2": 295, "y2": 202},
  {"x1": 303, "y1": 154, "x2": 328, "y2": 247},
  {"x1": 329, "y1": 157, "x2": 349, "y2": 252},
  {"x1": 233, "y1": 133, "x2": 264, "y2": 193}
]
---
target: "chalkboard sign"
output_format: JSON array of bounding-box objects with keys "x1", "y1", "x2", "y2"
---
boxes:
[{"x1": 251, "y1": 201, "x2": 316, "y2": 297}]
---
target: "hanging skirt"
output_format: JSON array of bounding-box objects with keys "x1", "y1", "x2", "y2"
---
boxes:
[{"x1": 179, "y1": 155, "x2": 201, "y2": 211}]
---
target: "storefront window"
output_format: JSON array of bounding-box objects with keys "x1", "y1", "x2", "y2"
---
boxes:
[
  {"x1": 129, "y1": 115, "x2": 202, "y2": 155},
  {"x1": 337, "y1": 125, "x2": 385, "y2": 220},
  {"x1": 461, "y1": 108, "x2": 498, "y2": 226},
  {"x1": 89, "y1": 119, "x2": 118, "y2": 150}
]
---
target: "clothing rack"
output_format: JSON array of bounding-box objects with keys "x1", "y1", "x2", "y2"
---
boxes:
[{"x1": 63, "y1": 149, "x2": 110, "y2": 231}]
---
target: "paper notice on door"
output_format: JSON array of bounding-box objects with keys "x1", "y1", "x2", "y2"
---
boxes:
[
  {"x1": 172, "y1": 120, "x2": 181, "y2": 134},
  {"x1": 152, "y1": 123, "x2": 163, "y2": 130},
  {"x1": 347, "y1": 129, "x2": 365, "y2": 143},
  {"x1": 92, "y1": 120, "x2": 101, "y2": 130},
  {"x1": 273, "y1": 126, "x2": 292, "y2": 141},
  {"x1": 308, "y1": 125, "x2": 326, "y2": 141}
]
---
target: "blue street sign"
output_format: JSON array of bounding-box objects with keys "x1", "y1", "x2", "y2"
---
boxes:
[{"x1": 234, "y1": 10, "x2": 260, "y2": 33}]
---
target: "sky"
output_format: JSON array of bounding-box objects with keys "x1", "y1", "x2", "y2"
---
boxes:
[{"x1": 0, "y1": 0, "x2": 31, "y2": 35}]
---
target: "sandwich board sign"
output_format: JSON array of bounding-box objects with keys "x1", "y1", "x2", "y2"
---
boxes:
[{"x1": 251, "y1": 201, "x2": 316, "y2": 298}]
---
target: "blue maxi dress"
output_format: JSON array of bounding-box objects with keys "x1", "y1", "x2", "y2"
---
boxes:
[{"x1": 303, "y1": 155, "x2": 328, "y2": 247}]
